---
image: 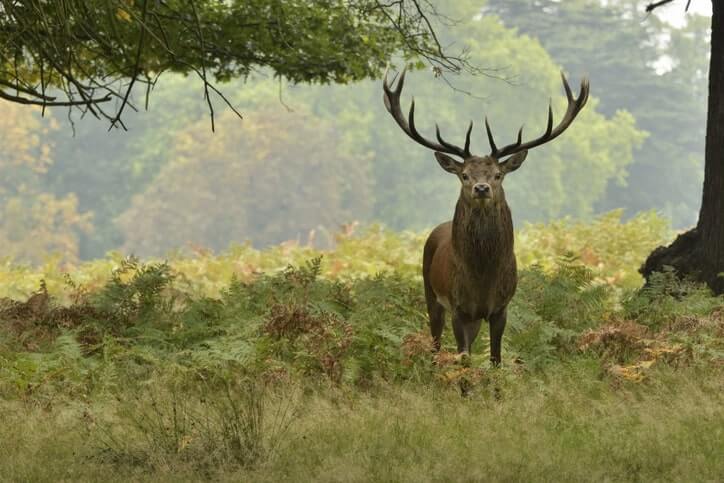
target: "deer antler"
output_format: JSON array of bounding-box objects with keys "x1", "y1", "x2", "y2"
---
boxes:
[
  {"x1": 383, "y1": 66, "x2": 473, "y2": 159},
  {"x1": 485, "y1": 72, "x2": 590, "y2": 160}
]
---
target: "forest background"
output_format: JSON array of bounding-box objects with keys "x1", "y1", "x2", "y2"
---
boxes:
[{"x1": 0, "y1": 0, "x2": 710, "y2": 263}]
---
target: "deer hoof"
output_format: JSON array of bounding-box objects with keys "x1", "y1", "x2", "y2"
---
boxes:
[{"x1": 455, "y1": 352, "x2": 471, "y2": 367}]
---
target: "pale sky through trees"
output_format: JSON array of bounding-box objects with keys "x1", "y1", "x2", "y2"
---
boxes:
[{"x1": 656, "y1": 0, "x2": 711, "y2": 26}]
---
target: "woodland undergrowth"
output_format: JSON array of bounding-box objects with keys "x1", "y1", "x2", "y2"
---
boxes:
[{"x1": 0, "y1": 211, "x2": 721, "y2": 481}]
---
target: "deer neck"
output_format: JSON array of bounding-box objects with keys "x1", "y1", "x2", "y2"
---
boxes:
[{"x1": 451, "y1": 197, "x2": 514, "y2": 272}]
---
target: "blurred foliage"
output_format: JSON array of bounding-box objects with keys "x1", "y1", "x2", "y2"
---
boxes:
[
  {"x1": 0, "y1": 103, "x2": 92, "y2": 263},
  {"x1": 486, "y1": 0, "x2": 709, "y2": 227},
  {"x1": 1, "y1": 0, "x2": 707, "y2": 261},
  {"x1": 45, "y1": 3, "x2": 647, "y2": 258},
  {"x1": 516, "y1": 210, "x2": 670, "y2": 288},
  {"x1": 117, "y1": 109, "x2": 373, "y2": 255},
  {"x1": 0, "y1": 193, "x2": 92, "y2": 264},
  {"x1": 43, "y1": 74, "x2": 207, "y2": 258},
  {"x1": 0, "y1": 210, "x2": 671, "y2": 303}
]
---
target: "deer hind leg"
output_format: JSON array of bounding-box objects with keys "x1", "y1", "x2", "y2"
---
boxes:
[
  {"x1": 489, "y1": 308, "x2": 508, "y2": 366},
  {"x1": 424, "y1": 280, "x2": 445, "y2": 352},
  {"x1": 428, "y1": 302, "x2": 445, "y2": 352}
]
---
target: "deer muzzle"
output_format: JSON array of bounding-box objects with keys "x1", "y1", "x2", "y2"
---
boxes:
[{"x1": 473, "y1": 183, "x2": 492, "y2": 200}]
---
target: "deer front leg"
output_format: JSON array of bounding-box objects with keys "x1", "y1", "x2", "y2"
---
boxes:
[
  {"x1": 452, "y1": 311, "x2": 482, "y2": 355},
  {"x1": 463, "y1": 319, "x2": 482, "y2": 355},
  {"x1": 489, "y1": 308, "x2": 508, "y2": 366},
  {"x1": 451, "y1": 311, "x2": 467, "y2": 355}
]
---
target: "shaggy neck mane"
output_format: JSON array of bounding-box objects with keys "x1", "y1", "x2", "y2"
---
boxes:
[{"x1": 451, "y1": 198, "x2": 514, "y2": 272}]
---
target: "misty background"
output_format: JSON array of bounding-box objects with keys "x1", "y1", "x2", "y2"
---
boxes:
[{"x1": 0, "y1": 0, "x2": 710, "y2": 263}]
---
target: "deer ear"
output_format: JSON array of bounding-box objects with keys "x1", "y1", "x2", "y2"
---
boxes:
[
  {"x1": 499, "y1": 150, "x2": 528, "y2": 174},
  {"x1": 434, "y1": 152, "x2": 463, "y2": 174}
]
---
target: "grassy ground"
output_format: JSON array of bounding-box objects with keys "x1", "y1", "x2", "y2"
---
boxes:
[
  {"x1": 2, "y1": 367, "x2": 722, "y2": 482},
  {"x1": 0, "y1": 212, "x2": 722, "y2": 482}
]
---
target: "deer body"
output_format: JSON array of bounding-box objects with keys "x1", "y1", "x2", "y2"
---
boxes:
[
  {"x1": 383, "y1": 68, "x2": 589, "y2": 365},
  {"x1": 424, "y1": 159, "x2": 519, "y2": 361}
]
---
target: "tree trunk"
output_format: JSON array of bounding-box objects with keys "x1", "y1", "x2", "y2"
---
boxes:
[{"x1": 641, "y1": 0, "x2": 724, "y2": 295}]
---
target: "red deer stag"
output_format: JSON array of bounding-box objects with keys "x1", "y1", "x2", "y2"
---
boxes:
[{"x1": 382, "y1": 69, "x2": 589, "y2": 365}]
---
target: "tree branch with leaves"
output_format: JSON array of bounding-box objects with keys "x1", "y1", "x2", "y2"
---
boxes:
[{"x1": 0, "y1": 0, "x2": 475, "y2": 129}]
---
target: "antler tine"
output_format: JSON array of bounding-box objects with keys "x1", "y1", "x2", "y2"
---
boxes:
[
  {"x1": 408, "y1": 98, "x2": 422, "y2": 138},
  {"x1": 485, "y1": 117, "x2": 498, "y2": 156},
  {"x1": 492, "y1": 73, "x2": 590, "y2": 159},
  {"x1": 382, "y1": 66, "x2": 472, "y2": 158},
  {"x1": 561, "y1": 72, "x2": 574, "y2": 103},
  {"x1": 464, "y1": 121, "x2": 473, "y2": 156},
  {"x1": 544, "y1": 102, "x2": 554, "y2": 137},
  {"x1": 394, "y1": 67, "x2": 406, "y2": 96},
  {"x1": 436, "y1": 122, "x2": 472, "y2": 157}
]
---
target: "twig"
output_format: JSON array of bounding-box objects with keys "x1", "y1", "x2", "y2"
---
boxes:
[
  {"x1": 189, "y1": 0, "x2": 215, "y2": 131},
  {"x1": 0, "y1": 79, "x2": 56, "y2": 101},
  {"x1": 278, "y1": 76, "x2": 293, "y2": 112},
  {"x1": 645, "y1": 0, "x2": 690, "y2": 13},
  {"x1": 109, "y1": 0, "x2": 149, "y2": 130},
  {"x1": 0, "y1": 89, "x2": 111, "y2": 106}
]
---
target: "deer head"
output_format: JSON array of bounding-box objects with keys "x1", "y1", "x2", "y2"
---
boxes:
[{"x1": 382, "y1": 68, "x2": 590, "y2": 207}]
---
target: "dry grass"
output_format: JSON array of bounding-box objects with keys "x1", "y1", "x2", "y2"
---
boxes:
[{"x1": 1, "y1": 363, "x2": 722, "y2": 482}]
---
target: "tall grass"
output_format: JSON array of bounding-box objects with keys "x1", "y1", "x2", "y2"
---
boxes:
[{"x1": 1, "y1": 367, "x2": 722, "y2": 482}]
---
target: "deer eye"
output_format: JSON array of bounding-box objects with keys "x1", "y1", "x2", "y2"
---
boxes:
[
  {"x1": 461, "y1": 173, "x2": 470, "y2": 181},
  {"x1": 494, "y1": 173, "x2": 502, "y2": 180}
]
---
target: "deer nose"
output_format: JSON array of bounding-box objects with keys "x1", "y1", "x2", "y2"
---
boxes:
[{"x1": 474, "y1": 183, "x2": 491, "y2": 196}]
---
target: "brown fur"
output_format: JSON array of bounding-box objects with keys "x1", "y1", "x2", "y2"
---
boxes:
[{"x1": 423, "y1": 154, "x2": 525, "y2": 364}]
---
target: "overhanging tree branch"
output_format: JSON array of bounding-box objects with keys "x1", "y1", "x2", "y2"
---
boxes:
[{"x1": 0, "y1": 0, "x2": 480, "y2": 128}]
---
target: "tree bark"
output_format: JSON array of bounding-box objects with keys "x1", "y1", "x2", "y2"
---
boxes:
[{"x1": 641, "y1": 0, "x2": 724, "y2": 295}]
